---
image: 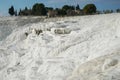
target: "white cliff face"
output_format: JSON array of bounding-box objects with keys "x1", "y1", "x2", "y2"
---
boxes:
[
  {"x1": 0, "y1": 13, "x2": 120, "y2": 80},
  {"x1": 67, "y1": 51, "x2": 120, "y2": 80}
]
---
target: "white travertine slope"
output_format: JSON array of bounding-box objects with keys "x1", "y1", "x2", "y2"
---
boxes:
[{"x1": 0, "y1": 13, "x2": 120, "y2": 80}]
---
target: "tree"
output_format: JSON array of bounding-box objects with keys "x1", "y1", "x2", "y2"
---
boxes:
[
  {"x1": 76, "y1": 4, "x2": 80, "y2": 10},
  {"x1": 62, "y1": 5, "x2": 75, "y2": 11},
  {"x1": 25, "y1": 7, "x2": 28, "y2": 11},
  {"x1": 8, "y1": 6, "x2": 15, "y2": 16},
  {"x1": 110, "y1": 10, "x2": 113, "y2": 13},
  {"x1": 62, "y1": 5, "x2": 70, "y2": 11},
  {"x1": 83, "y1": 4, "x2": 96, "y2": 14},
  {"x1": 62, "y1": 5, "x2": 75, "y2": 15},
  {"x1": 14, "y1": 10, "x2": 17, "y2": 16},
  {"x1": 116, "y1": 9, "x2": 120, "y2": 13},
  {"x1": 103, "y1": 10, "x2": 113, "y2": 14},
  {"x1": 46, "y1": 7, "x2": 53, "y2": 12},
  {"x1": 32, "y1": 3, "x2": 47, "y2": 15},
  {"x1": 55, "y1": 8, "x2": 66, "y2": 16},
  {"x1": 18, "y1": 9, "x2": 22, "y2": 15}
]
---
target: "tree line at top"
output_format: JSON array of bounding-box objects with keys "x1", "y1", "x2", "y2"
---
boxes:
[{"x1": 8, "y1": 3, "x2": 119, "y2": 17}]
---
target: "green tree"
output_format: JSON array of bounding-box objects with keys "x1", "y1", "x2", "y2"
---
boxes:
[
  {"x1": 32, "y1": 3, "x2": 47, "y2": 16},
  {"x1": 116, "y1": 9, "x2": 120, "y2": 13},
  {"x1": 25, "y1": 7, "x2": 28, "y2": 11},
  {"x1": 62, "y1": 5, "x2": 70, "y2": 11},
  {"x1": 46, "y1": 7, "x2": 53, "y2": 12},
  {"x1": 83, "y1": 4, "x2": 96, "y2": 14},
  {"x1": 62, "y1": 5, "x2": 75, "y2": 11},
  {"x1": 103, "y1": 10, "x2": 113, "y2": 14},
  {"x1": 55, "y1": 8, "x2": 66, "y2": 16},
  {"x1": 76, "y1": 4, "x2": 80, "y2": 10},
  {"x1": 18, "y1": 9, "x2": 22, "y2": 15},
  {"x1": 14, "y1": 10, "x2": 17, "y2": 16},
  {"x1": 62, "y1": 5, "x2": 75, "y2": 15},
  {"x1": 110, "y1": 10, "x2": 113, "y2": 13},
  {"x1": 8, "y1": 6, "x2": 15, "y2": 16}
]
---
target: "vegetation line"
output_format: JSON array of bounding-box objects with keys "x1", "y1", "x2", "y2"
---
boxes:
[{"x1": 8, "y1": 3, "x2": 119, "y2": 17}]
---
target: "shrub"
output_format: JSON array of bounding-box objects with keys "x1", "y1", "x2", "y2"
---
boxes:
[
  {"x1": 25, "y1": 32, "x2": 28, "y2": 37},
  {"x1": 35, "y1": 29, "x2": 43, "y2": 35}
]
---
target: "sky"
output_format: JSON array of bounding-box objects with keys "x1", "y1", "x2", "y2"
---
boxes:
[{"x1": 0, "y1": 0, "x2": 120, "y2": 16}]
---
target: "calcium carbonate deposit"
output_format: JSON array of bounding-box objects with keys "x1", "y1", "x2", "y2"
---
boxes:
[{"x1": 0, "y1": 13, "x2": 120, "y2": 80}]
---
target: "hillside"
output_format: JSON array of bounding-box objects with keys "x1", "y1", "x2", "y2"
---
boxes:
[{"x1": 0, "y1": 13, "x2": 120, "y2": 80}]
